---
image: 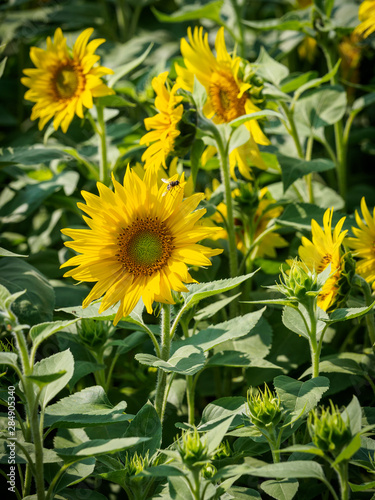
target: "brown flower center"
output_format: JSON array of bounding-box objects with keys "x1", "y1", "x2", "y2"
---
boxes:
[
  {"x1": 54, "y1": 64, "x2": 81, "y2": 99},
  {"x1": 209, "y1": 71, "x2": 247, "y2": 122},
  {"x1": 116, "y1": 217, "x2": 174, "y2": 276},
  {"x1": 317, "y1": 253, "x2": 333, "y2": 273}
]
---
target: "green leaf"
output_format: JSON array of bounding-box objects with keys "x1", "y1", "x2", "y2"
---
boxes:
[
  {"x1": 32, "y1": 349, "x2": 74, "y2": 409},
  {"x1": 325, "y1": 302, "x2": 375, "y2": 324},
  {"x1": 260, "y1": 479, "x2": 299, "y2": 500},
  {"x1": 0, "y1": 146, "x2": 69, "y2": 166},
  {"x1": 52, "y1": 458, "x2": 96, "y2": 493},
  {"x1": 97, "y1": 95, "x2": 135, "y2": 108},
  {"x1": 0, "y1": 258, "x2": 55, "y2": 326},
  {"x1": 244, "y1": 298, "x2": 297, "y2": 307},
  {"x1": 226, "y1": 487, "x2": 261, "y2": 499},
  {"x1": 282, "y1": 306, "x2": 309, "y2": 340},
  {"x1": 0, "y1": 352, "x2": 18, "y2": 369},
  {"x1": 294, "y1": 85, "x2": 347, "y2": 133},
  {"x1": 172, "y1": 308, "x2": 265, "y2": 353},
  {"x1": 208, "y1": 351, "x2": 281, "y2": 370},
  {"x1": 0, "y1": 247, "x2": 28, "y2": 258},
  {"x1": 194, "y1": 293, "x2": 241, "y2": 321},
  {"x1": 274, "y1": 375, "x2": 330, "y2": 423},
  {"x1": 332, "y1": 433, "x2": 362, "y2": 466},
  {"x1": 192, "y1": 77, "x2": 207, "y2": 109},
  {"x1": 30, "y1": 319, "x2": 78, "y2": 351},
  {"x1": 206, "y1": 415, "x2": 234, "y2": 454},
  {"x1": 279, "y1": 444, "x2": 325, "y2": 458},
  {"x1": 0, "y1": 170, "x2": 78, "y2": 223},
  {"x1": 182, "y1": 272, "x2": 257, "y2": 310},
  {"x1": 341, "y1": 395, "x2": 362, "y2": 436},
  {"x1": 123, "y1": 402, "x2": 161, "y2": 458},
  {"x1": 349, "y1": 481, "x2": 375, "y2": 492},
  {"x1": 280, "y1": 72, "x2": 318, "y2": 94},
  {"x1": 152, "y1": 1, "x2": 223, "y2": 23},
  {"x1": 249, "y1": 461, "x2": 326, "y2": 481},
  {"x1": 0, "y1": 57, "x2": 7, "y2": 79},
  {"x1": 26, "y1": 371, "x2": 67, "y2": 387},
  {"x1": 138, "y1": 465, "x2": 186, "y2": 477},
  {"x1": 107, "y1": 43, "x2": 153, "y2": 88},
  {"x1": 55, "y1": 437, "x2": 149, "y2": 463},
  {"x1": 254, "y1": 48, "x2": 289, "y2": 86},
  {"x1": 201, "y1": 396, "x2": 246, "y2": 426},
  {"x1": 278, "y1": 154, "x2": 335, "y2": 192},
  {"x1": 44, "y1": 386, "x2": 129, "y2": 428},
  {"x1": 292, "y1": 60, "x2": 341, "y2": 102},
  {"x1": 243, "y1": 11, "x2": 310, "y2": 32},
  {"x1": 107, "y1": 330, "x2": 148, "y2": 355},
  {"x1": 136, "y1": 345, "x2": 206, "y2": 376},
  {"x1": 352, "y1": 93, "x2": 375, "y2": 114},
  {"x1": 228, "y1": 125, "x2": 250, "y2": 155},
  {"x1": 229, "y1": 110, "x2": 283, "y2": 129},
  {"x1": 300, "y1": 353, "x2": 368, "y2": 378}
]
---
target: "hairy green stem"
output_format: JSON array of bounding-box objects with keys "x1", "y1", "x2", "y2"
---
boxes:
[
  {"x1": 96, "y1": 104, "x2": 109, "y2": 185},
  {"x1": 280, "y1": 101, "x2": 304, "y2": 159},
  {"x1": 154, "y1": 304, "x2": 171, "y2": 421},
  {"x1": 336, "y1": 462, "x2": 349, "y2": 500},
  {"x1": 305, "y1": 135, "x2": 314, "y2": 203}
]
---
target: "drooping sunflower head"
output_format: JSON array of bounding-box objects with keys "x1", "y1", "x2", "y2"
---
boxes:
[
  {"x1": 354, "y1": 0, "x2": 375, "y2": 39},
  {"x1": 21, "y1": 27, "x2": 114, "y2": 133},
  {"x1": 298, "y1": 208, "x2": 348, "y2": 311},
  {"x1": 61, "y1": 169, "x2": 222, "y2": 325},
  {"x1": 140, "y1": 72, "x2": 184, "y2": 175},
  {"x1": 346, "y1": 197, "x2": 375, "y2": 288}
]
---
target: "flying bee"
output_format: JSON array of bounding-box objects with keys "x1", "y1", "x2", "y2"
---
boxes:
[{"x1": 162, "y1": 178, "x2": 182, "y2": 197}]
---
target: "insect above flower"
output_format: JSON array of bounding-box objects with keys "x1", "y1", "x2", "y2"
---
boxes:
[
  {"x1": 21, "y1": 27, "x2": 114, "y2": 132},
  {"x1": 61, "y1": 169, "x2": 222, "y2": 325}
]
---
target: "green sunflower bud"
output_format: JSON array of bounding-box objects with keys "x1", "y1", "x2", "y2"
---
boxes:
[
  {"x1": 201, "y1": 463, "x2": 217, "y2": 480},
  {"x1": 234, "y1": 183, "x2": 259, "y2": 215},
  {"x1": 277, "y1": 258, "x2": 322, "y2": 303},
  {"x1": 247, "y1": 384, "x2": 282, "y2": 430},
  {"x1": 308, "y1": 401, "x2": 352, "y2": 456},
  {"x1": 177, "y1": 428, "x2": 210, "y2": 469},
  {"x1": 77, "y1": 319, "x2": 109, "y2": 349},
  {"x1": 124, "y1": 451, "x2": 150, "y2": 481},
  {"x1": 327, "y1": 252, "x2": 356, "y2": 312},
  {"x1": 213, "y1": 440, "x2": 231, "y2": 459}
]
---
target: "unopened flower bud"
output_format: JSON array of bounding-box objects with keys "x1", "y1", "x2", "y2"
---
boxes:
[{"x1": 247, "y1": 384, "x2": 282, "y2": 429}]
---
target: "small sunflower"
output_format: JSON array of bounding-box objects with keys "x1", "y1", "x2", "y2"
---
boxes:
[
  {"x1": 140, "y1": 72, "x2": 184, "y2": 175},
  {"x1": 354, "y1": 0, "x2": 375, "y2": 39},
  {"x1": 346, "y1": 197, "x2": 375, "y2": 288},
  {"x1": 61, "y1": 169, "x2": 222, "y2": 325},
  {"x1": 21, "y1": 27, "x2": 114, "y2": 133},
  {"x1": 298, "y1": 208, "x2": 348, "y2": 311},
  {"x1": 175, "y1": 27, "x2": 270, "y2": 180}
]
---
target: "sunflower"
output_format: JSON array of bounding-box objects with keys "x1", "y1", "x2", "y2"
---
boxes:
[
  {"x1": 61, "y1": 169, "x2": 222, "y2": 325},
  {"x1": 175, "y1": 27, "x2": 270, "y2": 180},
  {"x1": 298, "y1": 208, "x2": 348, "y2": 311},
  {"x1": 346, "y1": 197, "x2": 375, "y2": 288},
  {"x1": 140, "y1": 72, "x2": 184, "y2": 175},
  {"x1": 354, "y1": 0, "x2": 375, "y2": 38},
  {"x1": 21, "y1": 27, "x2": 114, "y2": 133}
]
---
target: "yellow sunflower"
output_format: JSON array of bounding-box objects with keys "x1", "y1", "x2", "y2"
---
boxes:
[
  {"x1": 207, "y1": 184, "x2": 288, "y2": 259},
  {"x1": 61, "y1": 169, "x2": 222, "y2": 325},
  {"x1": 346, "y1": 197, "x2": 375, "y2": 288},
  {"x1": 21, "y1": 27, "x2": 114, "y2": 133},
  {"x1": 298, "y1": 208, "x2": 347, "y2": 311},
  {"x1": 175, "y1": 27, "x2": 270, "y2": 180},
  {"x1": 354, "y1": 0, "x2": 375, "y2": 38},
  {"x1": 140, "y1": 72, "x2": 184, "y2": 175}
]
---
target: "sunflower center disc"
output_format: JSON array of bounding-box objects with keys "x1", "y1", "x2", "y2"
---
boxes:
[
  {"x1": 117, "y1": 217, "x2": 174, "y2": 276},
  {"x1": 209, "y1": 71, "x2": 247, "y2": 122},
  {"x1": 55, "y1": 65, "x2": 79, "y2": 99}
]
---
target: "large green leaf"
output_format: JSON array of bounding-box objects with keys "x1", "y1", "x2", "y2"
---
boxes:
[
  {"x1": 243, "y1": 10, "x2": 310, "y2": 32},
  {"x1": 44, "y1": 386, "x2": 129, "y2": 428},
  {"x1": 226, "y1": 487, "x2": 261, "y2": 499},
  {"x1": 123, "y1": 402, "x2": 161, "y2": 459},
  {"x1": 0, "y1": 170, "x2": 79, "y2": 223},
  {"x1": 292, "y1": 60, "x2": 341, "y2": 102},
  {"x1": 325, "y1": 302, "x2": 375, "y2": 324},
  {"x1": 136, "y1": 345, "x2": 206, "y2": 376},
  {"x1": 0, "y1": 258, "x2": 55, "y2": 326},
  {"x1": 254, "y1": 48, "x2": 289, "y2": 86},
  {"x1": 274, "y1": 375, "x2": 330, "y2": 422},
  {"x1": 278, "y1": 154, "x2": 335, "y2": 192},
  {"x1": 47, "y1": 458, "x2": 96, "y2": 493},
  {"x1": 32, "y1": 349, "x2": 74, "y2": 409},
  {"x1": 182, "y1": 272, "x2": 256, "y2": 311},
  {"x1": 0, "y1": 352, "x2": 18, "y2": 369},
  {"x1": 248, "y1": 461, "x2": 327, "y2": 481},
  {"x1": 294, "y1": 85, "x2": 347, "y2": 133},
  {"x1": 300, "y1": 352, "x2": 370, "y2": 378},
  {"x1": 30, "y1": 319, "x2": 79, "y2": 351},
  {"x1": 0, "y1": 146, "x2": 69, "y2": 166},
  {"x1": 172, "y1": 308, "x2": 265, "y2": 354},
  {"x1": 194, "y1": 293, "x2": 241, "y2": 321},
  {"x1": 260, "y1": 479, "x2": 299, "y2": 500}
]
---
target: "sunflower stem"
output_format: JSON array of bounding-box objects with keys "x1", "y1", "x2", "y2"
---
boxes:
[
  {"x1": 305, "y1": 135, "x2": 315, "y2": 204},
  {"x1": 186, "y1": 375, "x2": 195, "y2": 425},
  {"x1": 306, "y1": 300, "x2": 320, "y2": 378},
  {"x1": 154, "y1": 304, "x2": 171, "y2": 422},
  {"x1": 96, "y1": 103, "x2": 109, "y2": 186}
]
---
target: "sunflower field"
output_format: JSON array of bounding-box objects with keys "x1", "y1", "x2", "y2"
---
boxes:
[{"x1": 1, "y1": 0, "x2": 375, "y2": 499}]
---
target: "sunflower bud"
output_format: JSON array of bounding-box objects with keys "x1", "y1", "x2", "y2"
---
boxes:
[
  {"x1": 77, "y1": 319, "x2": 109, "y2": 349},
  {"x1": 247, "y1": 384, "x2": 282, "y2": 430},
  {"x1": 328, "y1": 252, "x2": 356, "y2": 312},
  {"x1": 201, "y1": 463, "x2": 217, "y2": 479},
  {"x1": 277, "y1": 259, "x2": 321, "y2": 302},
  {"x1": 177, "y1": 428, "x2": 210, "y2": 469},
  {"x1": 308, "y1": 401, "x2": 352, "y2": 456}
]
